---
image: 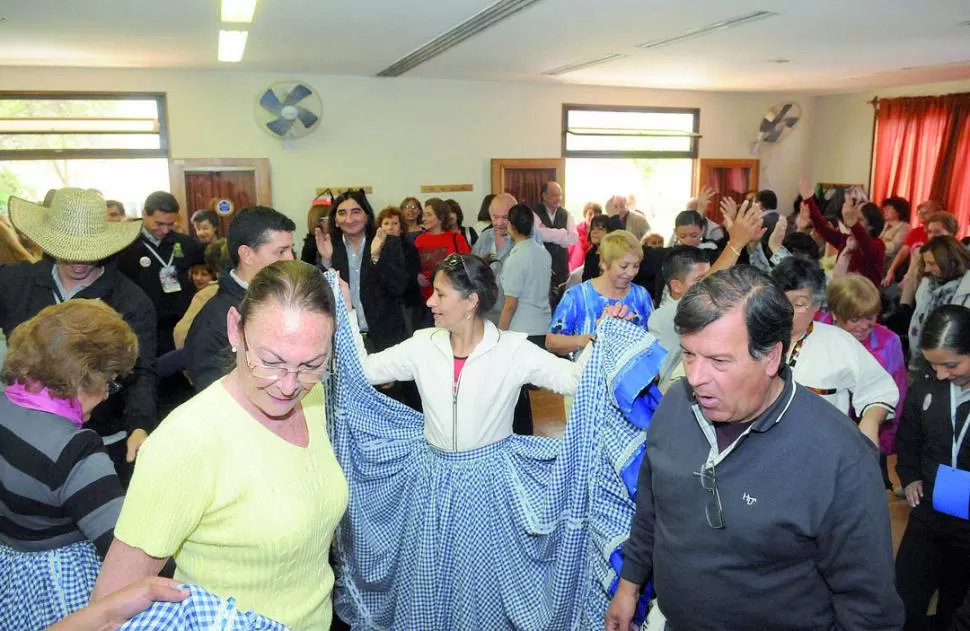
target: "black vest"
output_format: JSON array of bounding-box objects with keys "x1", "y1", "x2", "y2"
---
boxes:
[{"x1": 535, "y1": 205, "x2": 569, "y2": 285}]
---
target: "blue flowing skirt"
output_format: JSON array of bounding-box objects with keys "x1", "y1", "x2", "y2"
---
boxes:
[
  {"x1": 325, "y1": 277, "x2": 665, "y2": 631},
  {"x1": 0, "y1": 540, "x2": 99, "y2": 630}
]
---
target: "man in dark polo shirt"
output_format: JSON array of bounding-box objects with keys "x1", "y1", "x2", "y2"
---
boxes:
[
  {"x1": 117, "y1": 191, "x2": 203, "y2": 355},
  {"x1": 606, "y1": 266, "x2": 903, "y2": 631}
]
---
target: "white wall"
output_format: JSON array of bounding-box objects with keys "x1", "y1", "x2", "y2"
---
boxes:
[
  {"x1": 811, "y1": 78, "x2": 970, "y2": 193},
  {"x1": 0, "y1": 67, "x2": 814, "y2": 227}
]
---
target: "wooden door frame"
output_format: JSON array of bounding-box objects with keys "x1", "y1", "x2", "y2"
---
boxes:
[
  {"x1": 169, "y1": 158, "x2": 272, "y2": 231},
  {"x1": 693, "y1": 158, "x2": 759, "y2": 195},
  {"x1": 490, "y1": 158, "x2": 566, "y2": 200}
]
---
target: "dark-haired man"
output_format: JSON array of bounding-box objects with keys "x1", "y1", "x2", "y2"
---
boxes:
[
  {"x1": 184, "y1": 206, "x2": 296, "y2": 391},
  {"x1": 606, "y1": 266, "x2": 903, "y2": 631},
  {"x1": 117, "y1": 191, "x2": 204, "y2": 355}
]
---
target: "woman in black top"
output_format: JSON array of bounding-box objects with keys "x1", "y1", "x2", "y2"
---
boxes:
[{"x1": 895, "y1": 304, "x2": 970, "y2": 630}]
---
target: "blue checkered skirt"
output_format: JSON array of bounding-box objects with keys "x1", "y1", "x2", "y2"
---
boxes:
[
  {"x1": 0, "y1": 540, "x2": 99, "y2": 630},
  {"x1": 325, "y1": 272, "x2": 665, "y2": 631},
  {"x1": 119, "y1": 585, "x2": 288, "y2": 630}
]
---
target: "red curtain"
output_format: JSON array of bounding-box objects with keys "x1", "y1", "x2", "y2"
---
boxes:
[
  {"x1": 503, "y1": 168, "x2": 556, "y2": 208},
  {"x1": 930, "y1": 94, "x2": 970, "y2": 237},
  {"x1": 872, "y1": 93, "x2": 970, "y2": 237}
]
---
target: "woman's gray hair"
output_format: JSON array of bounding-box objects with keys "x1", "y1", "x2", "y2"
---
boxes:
[{"x1": 675, "y1": 265, "x2": 794, "y2": 360}]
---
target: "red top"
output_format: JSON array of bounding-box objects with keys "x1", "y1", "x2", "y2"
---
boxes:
[
  {"x1": 453, "y1": 356, "x2": 468, "y2": 396},
  {"x1": 414, "y1": 231, "x2": 471, "y2": 299},
  {"x1": 806, "y1": 197, "x2": 886, "y2": 288},
  {"x1": 903, "y1": 225, "x2": 928, "y2": 251}
]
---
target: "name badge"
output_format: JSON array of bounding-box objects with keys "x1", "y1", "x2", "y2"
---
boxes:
[
  {"x1": 933, "y1": 463, "x2": 970, "y2": 519},
  {"x1": 159, "y1": 265, "x2": 182, "y2": 294}
]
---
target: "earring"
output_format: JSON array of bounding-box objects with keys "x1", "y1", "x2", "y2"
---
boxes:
[
  {"x1": 231, "y1": 346, "x2": 238, "y2": 353},
  {"x1": 465, "y1": 313, "x2": 471, "y2": 320}
]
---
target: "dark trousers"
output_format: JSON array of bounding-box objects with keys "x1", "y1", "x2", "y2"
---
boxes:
[
  {"x1": 896, "y1": 508, "x2": 970, "y2": 630},
  {"x1": 103, "y1": 437, "x2": 134, "y2": 489},
  {"x1": 512, "y1": 335, "x2": 548, "y2": 436}
]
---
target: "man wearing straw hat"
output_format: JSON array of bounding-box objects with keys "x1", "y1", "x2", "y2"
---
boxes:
[{"x1": 0, "y1": 188, "x2": 159, "y2": 484}]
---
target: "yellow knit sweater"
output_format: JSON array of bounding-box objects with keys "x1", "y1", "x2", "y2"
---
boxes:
[{"x1": 115, "y1": 381, "x2": 348, "y2": 630}]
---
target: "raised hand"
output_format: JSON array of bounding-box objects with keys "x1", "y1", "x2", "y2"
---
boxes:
[
  {"x1": 798, "y1": 177, "x2": 815, "y2": 201},
  {"x1": 719, "y1": 197, "x2": 739, "y2": 227},
  {"x1": 698, "y1": 185, "x2": 716, "y2": 211},
  {"x1": 728, "y1": 199, "x2": 765, "y2": 246},
  {"x1": 315, "y1": 227, "x2": 333, "y2": 264},
  {"x1": 841, "y1": 197, "x2": 860, "y2": 228},
  {"x1": 371, "y1": 227, "x2": 388, "y2": 259},
  {"x1": 768, "y1": 215, "x2": 788, "y2": 253}
]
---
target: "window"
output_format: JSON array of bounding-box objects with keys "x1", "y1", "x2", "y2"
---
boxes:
[
  {"x1": 0, "y1": 93, "x2": 171, "y2": 214},
  {"x1": 0, "y1": 92, "x2": 169, "y2": 159},
  {"x1": 561, "y1": 104, "x2": 700, "y2": 159}
]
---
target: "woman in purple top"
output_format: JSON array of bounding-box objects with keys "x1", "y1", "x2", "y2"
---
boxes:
[{"x1": 817, "y1": 274, "x2": 907, "y2": 486}]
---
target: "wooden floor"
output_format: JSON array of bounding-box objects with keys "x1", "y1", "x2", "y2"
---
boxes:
[{"x1": 530, "y1": 390, "x2": 912, "y2": 555}]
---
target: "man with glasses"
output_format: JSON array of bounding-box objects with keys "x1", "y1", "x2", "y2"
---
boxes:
[
  {"x1": 185, "y1": 206, "x2": 295, "y2": 391},
  {"x1": 606, "y1": 266, "x2": 902, "y2": 631}
]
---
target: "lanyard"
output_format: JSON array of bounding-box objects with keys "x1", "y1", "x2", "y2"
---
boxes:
[
  {"x1": 142, "y1": 239, "x2": 174, "y2": 268},
  {"x1": 949, "y1": 386, "x2": 970, "y2": 468}
]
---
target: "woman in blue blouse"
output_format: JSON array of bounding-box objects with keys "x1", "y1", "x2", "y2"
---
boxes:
[{"x1": 546, "y1": 230, "x2": 653, "y2": 358}]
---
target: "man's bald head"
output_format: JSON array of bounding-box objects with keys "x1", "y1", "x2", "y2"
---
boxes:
[
  {"x1": 541, "y1": 181, "x2": 562, "y2": 210},
  {"x1": 606, "y1": 194, "x2": 629, "y2": 218},
  {"x1": 489, "y1": 193, "x2": 516, "y2": 235}
]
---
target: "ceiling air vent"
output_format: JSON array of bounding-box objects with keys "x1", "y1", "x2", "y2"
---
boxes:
[
  {"x1": 377, "y1": 0, "x2": 546, "y2": 77},
  {"x1": 636, "y1": 10, "x2": 779, "y2": 51}
]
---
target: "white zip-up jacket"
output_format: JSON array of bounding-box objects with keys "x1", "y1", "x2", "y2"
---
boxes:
[{"x1": 350, "y1": 318, "x2": 588, "y2": 451}]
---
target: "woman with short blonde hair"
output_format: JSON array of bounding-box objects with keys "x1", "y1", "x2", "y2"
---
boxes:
[
  {"x1": 820, "y1": 274, "x2": 907, "y2": 469},
  {"x1": 547, "y1": 230, "x2": 652, "y2": 357}
]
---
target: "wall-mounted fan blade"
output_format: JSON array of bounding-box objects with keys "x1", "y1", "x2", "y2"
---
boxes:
[
  {"x1": 763, "y1": 128, "x2": 784, "y2": 142},
  {"x1": 759, "y1": 118, "x2": 778, "y2": 134},
  {"x1": 266, "y1": 118, "x2": 295, "y2": 136},
  {"x1": 295, "y1": 107, "x2": 319, "y2": 128},
  {"x1": 259, "y1": 90, "x2": 284, "y2": 115},
  {"x1": 283, "y1": 84, "x2": 312, "y2": 107},
  {"x1": 771, "y1": 103, "x2": 792, "y2": 121}
]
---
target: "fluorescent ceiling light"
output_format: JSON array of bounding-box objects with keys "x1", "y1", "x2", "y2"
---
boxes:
[
  {"x1": 218, "y1": 30, "x2": 249, "y2": 63},
  {"x1": 543, "y1": 54, "x2": 628, "y2": 76},
  {"x1": 637, "y1": 10, "x2": 779, "y2": 50},
  {"x1": 221, "y1": 0, "x2": 258, "y2": 23}
]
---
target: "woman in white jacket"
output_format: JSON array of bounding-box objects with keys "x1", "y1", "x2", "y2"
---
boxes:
[
  {"x1": 348, "y1": 253, "x2": 607, "y2": 451},
  {"x1": 331, "y1": 253, "x2": 650, "y2": 630}
]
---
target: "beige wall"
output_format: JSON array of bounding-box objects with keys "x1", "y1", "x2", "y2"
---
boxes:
[
  {"x1": 811, "y1": 78, "x2": 970, "y2": 196},
  {"x1": 0, "y1": 67, "x2": 813, "y2": 227}
]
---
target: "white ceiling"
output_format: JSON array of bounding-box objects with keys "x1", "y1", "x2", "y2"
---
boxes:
[{"x1": 2, "y1": 0, "x2": 969, "y2": 93}]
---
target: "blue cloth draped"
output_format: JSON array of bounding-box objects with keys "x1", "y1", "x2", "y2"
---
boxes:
[
  {"x1": 0, "y1": 540, "x2": 99, "y2": 630},
  {"x1": 118, "y1": 585, "x2": 287, "y2": 630},
  {"x1": 325, "y1": 273, "x2": 665, "y2": 630}
]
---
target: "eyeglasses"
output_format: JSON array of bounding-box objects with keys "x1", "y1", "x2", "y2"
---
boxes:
[
  {"x1": 402, "y1": 204, "x2": 420, "y2": 210},
  {"x1": 105, "y1": 379, "x2": 122, "y2": 396},
  {"x1": 694, "y1": 461, "x2": 725, "y2": 529},
  {"x1": 241, "y1": 332, "x2": 330, "y2": 387},
  {"x1": 441, "y1": 253, "x2": 470, "y2": 277}
]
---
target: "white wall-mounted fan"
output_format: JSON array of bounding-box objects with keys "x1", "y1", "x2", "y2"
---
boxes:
[
  {"x1": 751, "y1": 101, "x2": 801, "y2": 154},
  {"x1": 255, "y1": 81, "x2": 322, "y2": 143}
]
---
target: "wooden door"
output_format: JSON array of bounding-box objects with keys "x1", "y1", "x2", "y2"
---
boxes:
[
  {"x1": 169, "y1": 158, "x2": 272, "y2": 236},
  {"x1": 491, "y1": 158, "x2": 565, "y2": 208},
  {"x1": 695, "y1": 159, "x2": 759, "y2": 223},
  {"x1": 184, "y1": 171, "x2": 257, "y2": 237}
]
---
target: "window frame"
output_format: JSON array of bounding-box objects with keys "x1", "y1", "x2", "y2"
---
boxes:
[
  {"x1": 0, "y1": 91, "x2": 170, "y2": 160},
  {"x1": 561, "y1": 103, "x2": 700, "y2": 160}
]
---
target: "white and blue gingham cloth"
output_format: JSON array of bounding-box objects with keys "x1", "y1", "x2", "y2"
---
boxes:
[
  {"x1": 325, "y1": 273, "x2": 665, "y2": 630},
  {"x1": 0, "y1": 539, "x2": 100, "y2": 630},
  {"x1": 118, "y1": 584, "x2": 288, "y2": 630}
]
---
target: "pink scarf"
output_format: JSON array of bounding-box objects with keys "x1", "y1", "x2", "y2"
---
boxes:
[{"x1": 4, "y1": 382, "x2": 84, "y2": 427}]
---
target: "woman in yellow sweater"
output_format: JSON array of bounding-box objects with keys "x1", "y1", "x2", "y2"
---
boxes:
[{"x1": 91, "y1": 260, "x2": 348, "y2": 630}]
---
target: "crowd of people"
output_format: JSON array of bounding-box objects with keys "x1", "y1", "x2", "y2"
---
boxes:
[{"x1": 0, "y1": 179, "x2": 967, "y2": 630}]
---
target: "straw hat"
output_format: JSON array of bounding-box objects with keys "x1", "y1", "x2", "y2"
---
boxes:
[{"x1": 8, "y1": 188, "x2": 143, "y2": 262}]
